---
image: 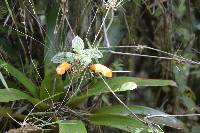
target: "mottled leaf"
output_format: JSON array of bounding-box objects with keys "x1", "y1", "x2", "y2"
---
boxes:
[
  {"x1": 72, "y1": 36, "x2": 85, "y2": 52},
  {"x1": 51, "y1": 52, "x2": 75, "y2": 63}
]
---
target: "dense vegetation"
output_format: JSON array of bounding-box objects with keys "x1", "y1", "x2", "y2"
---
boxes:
[{"x1": 0, "y1": 0, "x2": 200, "y2": 132}]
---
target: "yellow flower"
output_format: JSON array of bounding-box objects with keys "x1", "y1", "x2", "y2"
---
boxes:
[
  {"x1": 101, "y1": 66, "x2": 112, "y2": 78},
  {"x1": 89, "y1": 64, "x2": 112, "y2": 77},
  {"x1": 56, "y1": 62, "x2": 71, "y2": 75},
  {"x1": 89, "y1": 64, "x2": 103, "y2": 72}
]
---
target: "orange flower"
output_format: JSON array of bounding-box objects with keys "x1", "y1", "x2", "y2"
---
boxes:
[
  {"x1": 101, "y1": 66, "x2": 112, "y2": 77},
  {"x1": 56, "y1": 62, "x2": 71, "y2": 75},
  {"x1": 89, "y1": 64, "x2": 103, "y2": 73},
  {"x1": 89, "y1": 64, "x2": 112, "y2": 77}
]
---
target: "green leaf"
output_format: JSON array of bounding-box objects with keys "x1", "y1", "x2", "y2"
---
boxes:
[
  {"x1": 0, "y1": 88, "x2": 34, "y2": 102},
  {"x1": 72, "y1": 36, "x2": 85, "y2": 53},
  {"x1": 0, "y1": 72, "x2": 8, "y2": 89},
  {"x1": 0, "y1": 88, "x2": 48, "y2": 109},
  {"x1": 59, "y1": 120, "x2": 87, "y2": 133},
  {"x1": 93, "y1": 105, "x2": 184, "y2": 129},
  {"x1": 116, "y1": 82, "x2": 137, "y2": 91},
  {"x1": 108, "y1": 77, "x2": 177, "y2": 87},
  {"x1": 67, "y1": 77, "x2": 177, "y2": 106},
  {"x1": 87, "y1": 77, "x2": 176, "y2": 94},
  {"x1": 0, "y1": 59, "x2": 38, "y2": 98},
  {"x1": 89, "y1": 114, "x2": 162, "y2": 133},
  {"x1": 0, "y1": 88, "x2": 29, "y2": 102}
]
